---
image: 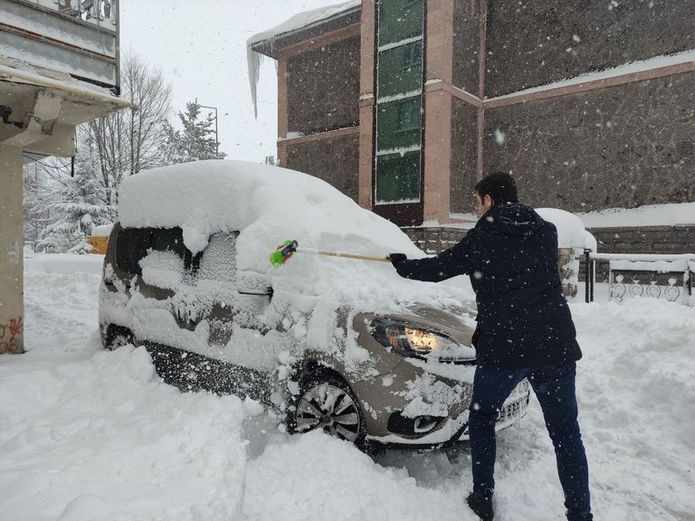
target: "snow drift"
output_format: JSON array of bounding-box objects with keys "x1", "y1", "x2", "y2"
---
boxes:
[{"x1": 2, "y1": 256, "x2": 694, "y2": 520}]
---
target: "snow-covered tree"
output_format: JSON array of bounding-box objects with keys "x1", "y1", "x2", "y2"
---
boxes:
[
  {"x1": 24, "y1": 53, "x2": 172, "y2": 250},
  {"x1": 85, "y1": 53, "x2": 172, "y2": 204},
  {"x1": 23, "y1": 162, "x2": 52, "y2": 249},
  {"x1": 161, "y1": 101, "x2": 225, "y2": 163},
  {"x1": 35, "y1": 153, "x2": 114, "y2": 253}
]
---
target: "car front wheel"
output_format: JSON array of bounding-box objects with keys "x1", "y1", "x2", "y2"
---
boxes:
[{"x1": 289, "y1": 372, "x2": 364, "y2": 444}]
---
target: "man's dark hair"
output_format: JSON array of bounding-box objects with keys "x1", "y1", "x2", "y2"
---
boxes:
[{"x1": 474, "y1": 171, "x2": 518, "y2": 204}]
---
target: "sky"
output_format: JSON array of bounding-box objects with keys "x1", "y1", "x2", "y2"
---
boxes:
[{"x1": 119, "y1": 0, "x2": 341, "y2": 163}]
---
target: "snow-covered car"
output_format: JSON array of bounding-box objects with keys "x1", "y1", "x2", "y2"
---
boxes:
[{"x1": 99, "y1": 160, "x2": 529, "y2": 448}]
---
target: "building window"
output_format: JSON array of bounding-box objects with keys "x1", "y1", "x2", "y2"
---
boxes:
[
  {"x1": 378, "y1": 0, "x2": 423, "y2": 46},
  {"x1": 401, "y1": 41, "x2": 422, "y2": 69},
  {"x1": 397, "y1": 98, "x2": 421, "y2": 132},
  {"x1": 375, "y1": 151, "x2": 421, "y2": 203},
  {"x1": 374, "y1": 0, "x2": 424, "y2": 205}
]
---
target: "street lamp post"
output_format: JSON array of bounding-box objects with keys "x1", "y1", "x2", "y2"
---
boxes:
[{"x1": 199, "y1": 104, "x2": 219, "y2": 159}]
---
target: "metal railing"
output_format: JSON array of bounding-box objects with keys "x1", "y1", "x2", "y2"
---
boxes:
[
  {"x1": 584, "y1": 251, "x2": 694, "y2": 306},
  {"x1": 50, "y1": 0, "x2": 117, "y2": 26}
]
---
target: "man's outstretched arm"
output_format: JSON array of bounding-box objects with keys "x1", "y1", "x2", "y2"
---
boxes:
[{"x1": 389, "y1": 233, "x2": 476, "y2": 283}]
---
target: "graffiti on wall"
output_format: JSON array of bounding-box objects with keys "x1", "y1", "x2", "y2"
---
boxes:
[{"x1": 0, "y1": 316, "x2": 23, "y2": 353}]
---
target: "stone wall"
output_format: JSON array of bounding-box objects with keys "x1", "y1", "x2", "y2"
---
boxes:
[
  {"x1": 485, "y1": 0, "x2": 695, "y2": 97},
  {"x1": 482, "y1": 72, "x2": 695, "y2": 212},
  {"x1": 287, "y1": 37, "x2": 360, "y2": 134},
  {"x1": 452, "y1": 0, "x2": 480, "y2": 94},
  {"x1": 404, "y1": 225, "x2": 695, "y2": 256},
  {"x1": 589, "y1": 225, "x2": 695, "y2": 254},
  {"x1": 402, "y1": 226, "x2": 468, "y2": 254},
  {"x1": 286, "y1": 134, "x2": 360, "y2": 201}
]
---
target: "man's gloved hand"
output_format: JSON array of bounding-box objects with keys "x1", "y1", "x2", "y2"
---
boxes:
[{"x1": 388, "y1": 253, "x2": 407, "y2": 267}]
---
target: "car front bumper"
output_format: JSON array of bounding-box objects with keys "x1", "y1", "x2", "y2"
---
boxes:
[{"x1": 358, "y1": 360, "x2": 530, "y2": 448}]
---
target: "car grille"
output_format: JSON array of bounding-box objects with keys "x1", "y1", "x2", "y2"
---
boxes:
[{"x1": 496, "y1": 396, "x2": 526, "y2": 423}]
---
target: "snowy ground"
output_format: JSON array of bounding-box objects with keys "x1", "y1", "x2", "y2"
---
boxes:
[{"x1": 1, "y1": 254, "x2": 694, "y2": 521}]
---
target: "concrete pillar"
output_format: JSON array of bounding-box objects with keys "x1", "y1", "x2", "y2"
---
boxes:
[
  {"x1": 0, "y1": 145, "x2": 24, "y2": 354},
  {"x1": 423, "y1": 0, "x2": 455, "y2": 223},
  {"x1": 358, "y1": 0, "x2": 376, "y2": 210}
]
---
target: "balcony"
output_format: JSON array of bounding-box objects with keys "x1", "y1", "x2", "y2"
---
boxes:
[
  {"x1": 0, "y1": 0, "x2": 119, "y2": 92},
  {"x1": 0, "y1": 0, "x2": 127, "y2": 159}
]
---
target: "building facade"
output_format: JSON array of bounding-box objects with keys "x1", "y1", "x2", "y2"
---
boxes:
[{"x1": 250, "y1": 0, "x2": 695, "y2": 250}]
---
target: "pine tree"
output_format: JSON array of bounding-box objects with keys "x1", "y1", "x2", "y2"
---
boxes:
[
  {"x1": 35, "y1": 154, "x2": 114, "y2": 253},
  {"x1": 160, "y1": 101, "x2": 225, "y2": 164}
]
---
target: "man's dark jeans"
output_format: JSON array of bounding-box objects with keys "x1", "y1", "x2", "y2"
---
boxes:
[{"x1": 468, "y1": 361, "x2": 592, "y2": 521}]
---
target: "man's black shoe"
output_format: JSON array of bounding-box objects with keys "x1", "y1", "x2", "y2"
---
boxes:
[{"x1": 466, "y1": 491, "x2": 494, "y2": 521}]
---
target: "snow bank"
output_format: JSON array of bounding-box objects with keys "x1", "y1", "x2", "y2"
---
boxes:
[
  {"x1": 0, "y1": 347, "x2": 247, "y2": 521},
  {"x1": 242, "y1": 431, "x2": 461, "y2": 521},
  {"x1": 25, "y1": 253, "x2": 104, "y2": 275},
  {"x1": 579, "y1": 201, "x2": 695, "y2": 229},
  {"x1": 4, "y1": 255, "x2": 695, "y2": 520},
  {"x1": 536, "y1": 208, "x2": 597, "y2": 250}
]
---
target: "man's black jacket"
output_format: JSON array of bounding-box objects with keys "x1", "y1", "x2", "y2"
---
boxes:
[{"x1": 391, "y1": 203, "x2": 582, "y2": 368}]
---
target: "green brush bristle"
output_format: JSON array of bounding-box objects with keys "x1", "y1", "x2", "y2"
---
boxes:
[{"x1": 269, "y1": 250, "x2": 285, "y2": 267}]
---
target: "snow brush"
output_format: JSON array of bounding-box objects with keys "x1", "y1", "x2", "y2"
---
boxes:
[{"x1": 269, "y1": 240, "x2": 390, "y2": 267}]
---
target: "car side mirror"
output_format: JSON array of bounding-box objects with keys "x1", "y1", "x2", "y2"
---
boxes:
[{"x1": 237, "y1": 270, "x2": 273, "y2": 298}]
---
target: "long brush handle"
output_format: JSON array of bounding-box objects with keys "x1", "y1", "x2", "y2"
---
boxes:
[{"x1": 298, "y1": 247, "x2": 390, "y2": 263}]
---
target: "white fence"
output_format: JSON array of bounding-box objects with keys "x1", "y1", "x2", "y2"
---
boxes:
[{"x1": 585, "y1": 252, "x2": 694, "y2": 306}]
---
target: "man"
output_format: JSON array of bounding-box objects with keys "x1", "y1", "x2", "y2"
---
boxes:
[{"x1": 389, "y1": 172, "x2": 592, "y2": 521}]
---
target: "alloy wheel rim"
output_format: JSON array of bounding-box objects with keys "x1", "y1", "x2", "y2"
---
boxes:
[{"x1": 296, "y1": 382, "x2": 360, "y2": 442}]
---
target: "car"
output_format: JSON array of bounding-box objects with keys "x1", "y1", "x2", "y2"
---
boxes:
[{"x1": 99, "y1": 159, "x2": 529, "y2": 448}]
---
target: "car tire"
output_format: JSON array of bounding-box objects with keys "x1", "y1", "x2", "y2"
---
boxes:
[
  {"x1": 287, "y1": 370, "x2": 365, "y2": 446},
  {"x1": 105, "y1": 325, "x2": 134, "y2": 351}
]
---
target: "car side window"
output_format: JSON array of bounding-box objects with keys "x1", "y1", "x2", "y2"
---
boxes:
[
  {"x1": 115, "y1": 228, "x2": 152, "y2": 275},
  {"x1": 198, "y1": 232, "x2": 238, "y2": 283}
]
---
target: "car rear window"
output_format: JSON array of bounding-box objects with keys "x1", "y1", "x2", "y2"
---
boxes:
[{"x1": 115, "y1": 227, "x2": 201, "y2": 276}]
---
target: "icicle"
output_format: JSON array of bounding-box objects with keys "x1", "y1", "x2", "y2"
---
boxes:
[{"x1": 246, "y1": 44, "x2": 265, "y2": 120}]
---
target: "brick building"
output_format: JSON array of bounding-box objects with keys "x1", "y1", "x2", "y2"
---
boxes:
[{"x1": 248, "y1": 0, "x2": 695, "y2": 253}]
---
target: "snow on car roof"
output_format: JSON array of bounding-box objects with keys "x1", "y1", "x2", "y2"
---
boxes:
[{"x1": 118, "y1": 159, "x2": 421, "y2": 264}]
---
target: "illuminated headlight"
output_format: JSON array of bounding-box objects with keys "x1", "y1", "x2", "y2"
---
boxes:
[{"x1": 370, "y1": 317, "x2": 474, "y2": 361}]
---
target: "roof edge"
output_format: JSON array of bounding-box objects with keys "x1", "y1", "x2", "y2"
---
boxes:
[{"x1": 249, "y1": 2, "x2": 361, "y2": 58}]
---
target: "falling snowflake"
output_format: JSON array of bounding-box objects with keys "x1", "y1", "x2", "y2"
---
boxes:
[{"x1": 494, "y1": 128, "x2": 506, "y2": 145}]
